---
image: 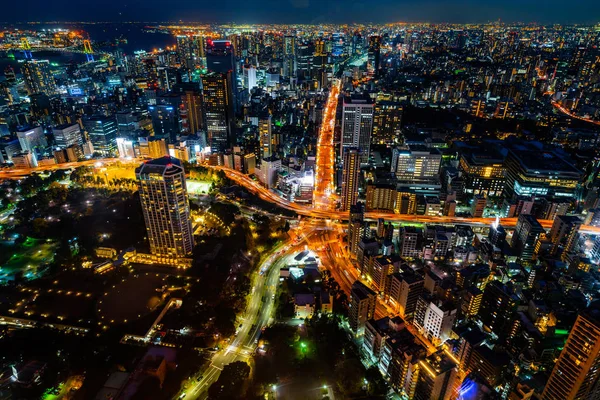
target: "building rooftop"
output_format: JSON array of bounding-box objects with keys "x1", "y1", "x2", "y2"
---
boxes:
[
  {"x1": 352, "y1": 281, "x2": 376, "y2": 300},
  {"x1": 135, "y1": 156, "x2": 184, "y2": 176},
  {"x1": 509, "y1": 147, "x2": 581, "y2": 175},
  {"x1": 294, "y1": 293, "x2": 315, "y2": 306}
]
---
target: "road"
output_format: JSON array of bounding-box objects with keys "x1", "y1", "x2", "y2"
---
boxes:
[
  {"x1": 313, "y1": 80, "x2": 340, "y2": 210},
  {"x1": 181, "y1": 238, "x2": 307, "y2": 400},
  {"x1": 551, "y1": 100, "x2": 600, "y2": 126},
  {"x1": 213, "y1": 166, "x2": 600, "y2": 234},
  {"x1": 0, "y1": 158, "x2": 134, "y2": 179},
  {"x1": 4, "y1": 155, "x2": 600, "y2": 235}
]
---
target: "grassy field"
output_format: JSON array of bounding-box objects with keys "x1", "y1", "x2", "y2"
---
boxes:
[
  {"x1": 97, "y1": 273, "x2": 167, "y2": 323},
  {"x1": 0, "y1": 237, "x2": 56, "y2": 284}
]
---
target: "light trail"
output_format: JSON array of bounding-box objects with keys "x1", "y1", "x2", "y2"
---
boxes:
[{"x1": 313, "y1": 79, "x2": 341, "y2": 210}]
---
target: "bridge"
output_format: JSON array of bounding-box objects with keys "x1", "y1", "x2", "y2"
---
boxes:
[{"x1": 2, "y1": 37, "x2": 98, "y2": 60}]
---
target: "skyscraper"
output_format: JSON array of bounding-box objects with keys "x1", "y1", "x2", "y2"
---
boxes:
[
  {"x1": 21, "y1": 60, "x2": 57, "y2": 96},
  {"x1": 368, "y1": 36, "x2": 381, "y2": 75},
  {"x1": 242, "y1": 64, "x2": 257, "y2": 93},
  {"x1": 83, "y1": 116, "x2": 118, "y2": 156},
  {"x1": 148, "y1": 104, "x2": 181, "y2": 141},
  {"x1": 173, "y1": 82, "x2": 204, "y2": 135},
  {"x1": 136, "y1": 157, "x2": 194, "y2": 258},
  {"x1": 206, "y1": 40, "x2": 235, "y2": 74},
  {"x1": 283, "y1": 35, "x2": 297, "y2": 79},
  {"x1": 542, "y1": 302, "x2": 600, "y2": 399},
  {"x1": 258, "y1": 114, "x2": 273, "y2": 159},
  {"x1": 202, "y1": 72, "x2": 235, "y2": 153},
  {"x1": 341, "y1": 148, "x2": 360, "y2": 212},
  {"x1": 341, "y1": 94, "x2": 374, "y2": 163}
]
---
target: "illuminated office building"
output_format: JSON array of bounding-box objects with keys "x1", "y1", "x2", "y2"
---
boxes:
[
  {"x1": 341, "y1": 94, "x2": 374, "y2": 163},
  {"x1": 504, "y1": 146, "x2": 582, "y2": 200},
  {"x1": 459, "y1": 151, "x2": 505, "y2": 197},
  {"x1": 242, "y1": 64, "x2": 257, "y2": 93},
  {"x1": 173, "y1": 82, "x2": 204, "y2": 135},
  {"x1": 83, "y1": 116, "x2": 117, "y2": 156},
  {"x1": 341, "y1": 148, "x2": 360, "y2": 211},
  {"x1": 391, "y1": 146, "x2": 441, "y2": 184},
  {"x1": 149, "y1": 104, "x2": 181, "y2": 141},
  {"x1": 21, "y1": 60, "x2": 57, "y2": 96},
  {"x1": 136, "y1": 157, "x2": 194, "y2": 258},
  {"x1": 202, "y1": 72, "x2": 235, "y2": 152},
  {"x1": 16, "y1": 126, "x2": 47, "y2": 153},
  {"x1": 52, "y1": 123, "x2": 82, "y2": 149}
]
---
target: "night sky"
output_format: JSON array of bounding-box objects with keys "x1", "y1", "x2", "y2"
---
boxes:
[{"x1": 3, "y1": 0, "x2": 600, "y2": 24}]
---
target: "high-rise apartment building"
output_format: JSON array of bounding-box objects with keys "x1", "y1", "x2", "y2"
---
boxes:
[
  {"x1": 349, "y1": 281, "x2": 377, "y2": 335},
  {"x1": 136, "y1": 157, "x2": 194, "y2": 258},
  {"x1": 399, "y1": 226, "x2": 421, "y2": 258},
  {"x1": 341, "y1": 148, "x2": 360, "y2": 211},
  {"x1": 372, "y1": 101, "x2": 403, "y2": 145},
  {"x1": 348, "y1": 203, "x2": 365, "y2": 256},
  {"x1": 548, "y1": 215, "x2": 582, "y2": 257},
  {"x1": 21, "y1": 60, "x2": 57, "y2": 96},
  {"x1": 389, "y1": 271, "x2": 424, "y2": 318},
  {"x1": 413, "y1": 295, "x2": 457, "y2": 344},
  {"x1": 341, "y1": 94, "x2": 374, "y2": 163},
  {"x1": 203, "y1": 72, "x2": 235, "y2": 153},
  {"x1": 542, "y1": 303, "x2": 600, "y2": 399},
  {"x1": 413, "y1": 352, "x2": 457, "y2": 400},
  {"x1": 479, "y1": 281, "x2": 518, "y2": 338}
]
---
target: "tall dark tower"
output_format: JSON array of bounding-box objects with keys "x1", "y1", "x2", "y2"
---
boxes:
[
  {"x1": 202, "y1": 72, "x2": 235, "y2": 153},
  {"x1": 368, "y1": 36, "x2": 381, "y2": 76}
]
